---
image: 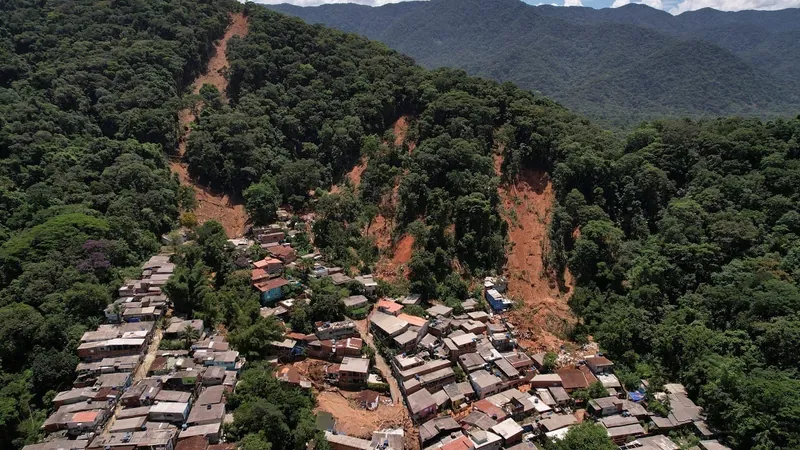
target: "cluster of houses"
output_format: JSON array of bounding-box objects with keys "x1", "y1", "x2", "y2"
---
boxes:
[
  {"x1": 281, "y1": 275, "x2": 730, "y2": 450},
  {"x1": 25, "y1": 255, "x2": 244, "y2": 450}
]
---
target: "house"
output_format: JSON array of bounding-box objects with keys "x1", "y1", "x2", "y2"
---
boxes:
[
  {"x1": 307, "y1": 337, "x2": 362, "y2": 361},
  {"x1": 121, "y1": 378, "x2": 162, "y2": 407},
  {"x1": 179, "y1": 422, "x2": 223, "y2": 444},
  {"x1": 414, "y1": 367, "x2": 456, "y2": 394},
  {"x1": 489, "y1": 419, "x2": 523, "y2": 446},
  {"x1": 467, "y1": 311, "x2": 489, "y2": 323},
  {"x1": 460, "y1": 320, "x2": 487, "y2": 335},
  {"x1": 23, "y1": 441, "x2": 88, "y2": 450},
  {"x1": 470, "y1": 370, "x2": 502, "y2": 399},
  {"x1": 399, "y1": 294, "x2": 422, "y2": 306},
  {"x1": 268, "y1": 245, "x2": 297, "y2": 263},
  {"x1": 484, "y1": 289, "x2": 512, "y2": 312},
  {"x1": 268, "y1": 339, "x2": 297, "y2": 357},
  {"x1": 254, "y1": 257, "x2": 283, "y2": 274},
  {"x1": 324, "y1": 432, "x2": 371, "y2": 450},
  {"x1": 109, "y1": 416, "x2": 148, "y2": 433},
  {"x1": 459, "y1": 352, "x2": 487, "y2": 373},
  {"x1": 370, "y1": 312, "x2": 409, "y2": 343},
  {"x1": 164, "y1": 319, "x2": 204, "y2": 340},
  {"x1": 585, "y1": 356, "x2": 614, "y2": 374},
  {"x1": 117, "y1": 406, "x2": 152, "y2": 420},
  {"x1": 254, "y1": 277, "x2": 290, "y2": 304},
  {"x1": 606, "y1": 423, "x2": 645, "y2": 444},
  {"x1": 461, "y1": 298, "x2": 479, "y2": 313},
  {"x1": 353, "y1": 275, "x2": 377, "y2": 295},
  {"x1": 196, "y1": 385, "x2": 226, "y2": 406},
  {"x1": 556, "y1": 368, "x2": 590, "y2": 392},
  {"x1": 427, "y1": 304, "x2": 453, "y2": 318},
  {"x1": 538, "y1": 414, "x2": 577, "y2": 433},
  {"x1": 201, "y1": 366, "x2": 227, "y2": 386},
  {"x1": 473, "y1": 399, "x2": 508, "y2": 422},
  {"x1": 53, "y1": 387, "x2": 116, "y2": 408},
  {"x1": 483, "y1": 276, "x2": 507, "y2": 293},
  {"x1": 407, "y1": 389, "x2": 437, "y2": 422},
  {"x1": 87, "y1": 430, "x2": 177, "y2": 450},
  {"x1": 500, "y1": 352, "x2": 533, "y2": 371},
  {"x1": 339, "y1": 357, "x2": 370, "y2": 389},
  {"x1": 148, "y1": 401, "x2": 190, "y2": 423},
  {"x1": 446, "y1": 333, "x2": 478, "y2": 360},
  {"x1": 530, "y1": 374, "x2": 562, "y2": 389},
  {"x1": 315, "y1": 320, "x2": 358, "y2": 340},
  {"x1": 359, "y1": 390, "x2": 381, "y2": 411},
  {"x1": 376, "y1": 299, "x2": 403, "y2": 316},
  {"x1": 330, "y1": 272, "x2": 354, "y2": 285},
  {"x1": 548, "y1": 386, "x2": 570, "y2": 405},
  {"x1": 467, "y1": 429, "x2": 503, "y2": 450},
  {"x1": 443, "y1": 382, "x2": 467, "y2": 409},
  {"x1": 588, "y1": 396, "x2": 623, "y2": 417},
  {"x1": 77, "y1": 338, "x2": 147, "y2": 362},
  {"x1": 186, "y1": 403, "x2": 225, "y2": 426},
  {"x1": 342, "y1": 295, "x2": 369, "y2": 312},
  {"x1": 419, "y1": 417, "x2": 462, "y2": 447},
  {"x1": 42, "y1": 404, "x2": 110, "y2": 434}
]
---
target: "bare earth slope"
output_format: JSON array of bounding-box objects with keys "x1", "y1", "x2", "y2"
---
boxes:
[
  {"x1": 495, "y1": 155, "x2": 575, "y2": 351},
  {"x1": 170, "y1": 12, "x2": 249, "y2": 238}
]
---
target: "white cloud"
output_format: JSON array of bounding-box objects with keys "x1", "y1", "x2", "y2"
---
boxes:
[
  {"x1": 253, "y1": 0, "x2": 421, "y2": 6},
  {"x1": 612, "y1": 0, "x2": 664, "y2": 8},
  {"x1": 669, "y1": 0, "x2": 800, "y2": 13},
  {"x1": 563, "y1": 0, "x2": 584, "y2": 6}
]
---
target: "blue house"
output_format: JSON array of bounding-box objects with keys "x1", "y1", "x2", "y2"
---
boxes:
[
  {"x1": 255, "y1": 277, "x2": 290, "y2": 305},
  {"x1": 485, "y1": 288, "x2": 513, "y2": 312}
]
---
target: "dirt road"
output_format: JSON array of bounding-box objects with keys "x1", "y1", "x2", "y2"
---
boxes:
[
  {"x1": 101, "y1": 327, "x2": 163, "y2": 435},
  {"x1": 170, "y1": 12, "x2": 249, "y2": 238},
  {"x1": 353, "y1": 318, "x2": 401, "y2": 403}
]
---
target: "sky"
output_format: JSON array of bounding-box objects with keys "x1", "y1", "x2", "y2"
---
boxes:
[{"x1": 254, "y1": 0, "x2": 800, "y2": 14}]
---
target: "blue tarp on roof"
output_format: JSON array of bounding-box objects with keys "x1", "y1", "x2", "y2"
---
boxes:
[{"x1": 628, "y1": 391, "x2": 645, "y2": 402}]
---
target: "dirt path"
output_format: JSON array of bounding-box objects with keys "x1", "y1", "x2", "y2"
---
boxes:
[
  {"x1": 170, "y1": 12, "x2": 249, "y2": 238},
  {"x1": 353, "y1": 318, "x2": 401, "y2": 403},
  {"x1": 495, "y1": 154, "x2": 575, "y2": 352},
  {"x1": 102, "y1": 327, "x2": 163, "y2": 435}
]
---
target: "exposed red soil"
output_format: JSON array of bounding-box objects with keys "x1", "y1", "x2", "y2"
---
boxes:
[
  {"x1": 370, "y1": 116, "x2": 417, "y2": 281},
  {"x1": 495, "y1": 153, "x2": 576, "y2": 352},
  {"x1": 315, "y1": 391, "x2": 418, "y2": 450},
  {"x1": 348, "y1": 157, "x2": 368, "y2": 187},
  {"x1": 170, "y1": 12, "x2": 249, "y2": 238},
  {"x1": 393, "y1": 116, "x2": 416, "y2": 153}
]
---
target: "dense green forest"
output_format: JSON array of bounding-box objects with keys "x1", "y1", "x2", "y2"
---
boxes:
[
  {"x1": 0, "y1": 0, "x2": 233, "y2": 446},
  {"x1": 546, "y1": 116, "x2": 800, "y2": 450},
  {"x1": 269, "y1": 0, "x2": 800, "y2": 128},
  {"x1": 2, "y1": 0, "x2": 800, "y2": 449}
]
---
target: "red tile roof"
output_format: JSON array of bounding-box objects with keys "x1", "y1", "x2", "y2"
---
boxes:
[
  {"x1": 254, "y1": 278, "x2": 289, "y2": 293},
  {"x1": 473, "y1": 399, "x2": 508, "y2": 422},
  {"x1": 441, "y1": 435, "x2": 474, "y2": 450}
]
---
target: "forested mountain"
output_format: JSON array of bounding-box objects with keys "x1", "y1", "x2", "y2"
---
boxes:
[
  {"x1": 2, "y1": 0, "x2": 800, "y2": 449},
  {"x1": 268, "y1": 0, "x2": 800, "y2": 128}
]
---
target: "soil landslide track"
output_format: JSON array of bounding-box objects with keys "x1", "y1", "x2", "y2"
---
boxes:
[
  {"x1": 170, "y1": 12, "x2": 249, "y2": 238},
  {"x1": 496, "y1": 155, "x2": 575, "y2": 351}
]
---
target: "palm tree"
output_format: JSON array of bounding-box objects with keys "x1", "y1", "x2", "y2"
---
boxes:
[{"x1": 181, "y1": 324, "x2": 201, "y2": 349}]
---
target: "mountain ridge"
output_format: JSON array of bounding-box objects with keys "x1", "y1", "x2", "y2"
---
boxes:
[{"x1": 268, "y1": 0, "x2": 800, "y2": 127}]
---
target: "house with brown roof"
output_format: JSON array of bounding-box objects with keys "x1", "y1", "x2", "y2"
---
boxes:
[
  {"x1": 557, "y1": 367, "x2": 591, "y2": 392},
  {"x1": 268, "y1": 245, "x2": 297, "y2": 263}
]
